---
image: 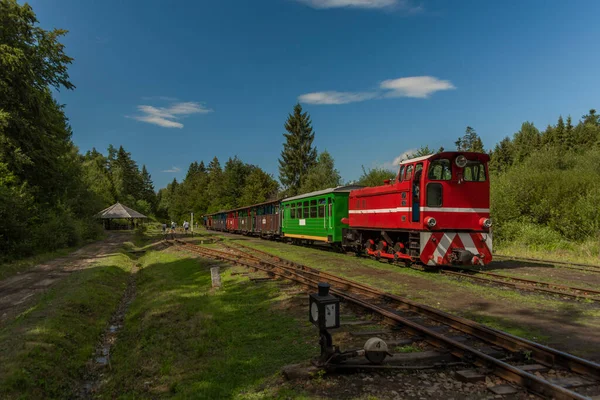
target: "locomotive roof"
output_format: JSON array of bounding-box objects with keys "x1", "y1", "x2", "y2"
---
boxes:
[
  {"x1": 398, "y1": 151, "x2": 490, "y2": 165},
  {"x1": 282, "y1": 185, "x2": 364, "y2": 202}
]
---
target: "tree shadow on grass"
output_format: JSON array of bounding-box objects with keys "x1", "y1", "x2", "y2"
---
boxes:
[
  {"x1": 0, "y1": 263, "x2": 132, "y2": 399},
  {"x1": 462, "y1": 300, "x2": 600, "y2": 361},
  {"x1": 103, "y1": 254, "x2": 317, "y2": 399}
]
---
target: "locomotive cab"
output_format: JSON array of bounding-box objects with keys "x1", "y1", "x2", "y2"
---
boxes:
[{"x1": 343, "y1": 152, "x2": 493, "y2": 267}]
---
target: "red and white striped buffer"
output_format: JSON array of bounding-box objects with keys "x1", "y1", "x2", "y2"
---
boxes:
[{"x1": 419, "y1": 231, "x2": 493, "y2": 266}]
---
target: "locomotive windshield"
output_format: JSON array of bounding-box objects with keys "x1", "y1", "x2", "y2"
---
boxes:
[
  {"x1": 428, "y1": 159, "x2": 452, "y2": 180},
  {"x1": 428, "y1": 159, "x2": 487, "y2": 181},
  {"x1": 464, "y1": 162, "x2": 487, "y2": 182}
]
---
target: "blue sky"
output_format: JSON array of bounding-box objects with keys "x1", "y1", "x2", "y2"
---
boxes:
[{"x1": 30, "y1": 0, "x2": 600, "y2": 189}]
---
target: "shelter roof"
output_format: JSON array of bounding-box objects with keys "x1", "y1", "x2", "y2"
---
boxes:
[{"x1": 95, "y1": 202, "x2": 147, "y2": 219}]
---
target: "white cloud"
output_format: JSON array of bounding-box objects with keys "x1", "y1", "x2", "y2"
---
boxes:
[
  {"x1": 298, "y1": 91, "x2": 377, "y2": 105},
  {"x1": 380, "y1": 76, "x2": 455, "y2": 98},
  {"x1": 297, "y1": 0, "x2": 397, "y2": 9},
  {"x1": 380, "y1": 148, "x2": 416, "y2": 171},
  {"x1": 129, "y1": 101, "x2": 212, "y2": 129},
  {"x1": 162, "y1": 166, "x2": 181, "y2": 173},
  {"x1": 299, "y1": 75, "x2": 455, "y2": 105}
]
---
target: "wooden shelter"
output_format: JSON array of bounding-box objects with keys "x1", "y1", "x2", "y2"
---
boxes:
[{"x1": 95, "y1": 202, "x2": 148, "y2": 230}]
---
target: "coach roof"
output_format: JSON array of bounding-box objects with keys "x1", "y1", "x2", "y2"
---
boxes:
[{"x1": 282, "y1": 185, "x2": 364, "y2": 203}]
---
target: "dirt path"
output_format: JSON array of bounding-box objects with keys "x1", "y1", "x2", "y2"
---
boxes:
[{"x1": 0, "y1": 232, "x2": 131, "y2": 324}]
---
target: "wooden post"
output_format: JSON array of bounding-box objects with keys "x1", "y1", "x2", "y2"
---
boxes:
[{"x1": 210, "y1": 267, "x2": 221, "y2": 288}]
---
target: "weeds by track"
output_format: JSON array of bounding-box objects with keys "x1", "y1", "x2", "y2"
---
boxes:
[
  {"x1": 172, "y1": 239, "x2": 600, "y2": 400},
  {"x1": 440, "y1": 268, "x2": 600, "y2": 302},
  {"x1": 494, "y1": 255, "x2": 600, "y2": 274}
]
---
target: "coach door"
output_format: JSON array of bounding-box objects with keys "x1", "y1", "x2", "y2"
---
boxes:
[{"x1": 412, "y1": 163, "x2": 423, "y2": 223}]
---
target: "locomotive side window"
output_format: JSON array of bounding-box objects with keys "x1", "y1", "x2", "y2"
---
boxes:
[
  {"x1": 428, "y1": 159, "x2": 452, "y2": 180},
  {"x1": 405, "y1": 165, "x2": 414, "y2": 180},
  {"x1": 464, "y1": 162, "x2": 487, "y2": 182},
  {"x1": 427, "y1": 183, "x2": 443, "y2": 207},
  {"x1": 398, "y1": 166, "x2": 405, "y2": 181}
]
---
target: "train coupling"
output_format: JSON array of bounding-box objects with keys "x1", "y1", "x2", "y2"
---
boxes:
[{"x1": 450, "y1": 248, "x2": 484, "y2": 266}]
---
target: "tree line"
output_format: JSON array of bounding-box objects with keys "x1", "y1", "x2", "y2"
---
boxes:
[{"x1": 4, "y1": 0, "x2": 600, "y2": 262}]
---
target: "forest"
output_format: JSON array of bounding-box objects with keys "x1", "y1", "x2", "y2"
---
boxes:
[{"x1": 2, "y1": 0, "x2": 600, "y2": 262}]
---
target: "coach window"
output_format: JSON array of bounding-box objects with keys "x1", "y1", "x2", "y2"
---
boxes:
[
  {"x1": 405, "y1": 165, "x2": 414, "y2": 180},
  {"x1": 303, "y1": 201, "x2": 309, "y2": 218},
  {"x1": 290, "y1": 204, "x2": 295, "y2": 219},
  {"x1": 428, "y1": 159, "x2": 452, "y2": 180},
  {"x1": 427, "y1": 183, "x2": 443, "y2": 207},
  {"x1": 464, "y1": 162, "x2": 487, "y2": 182},
  {"x1": 310, "y1": 200, "x2": 317, "y2": 218},
  {"x1": 318, "y1": 199, "x2": 326, "y2": 218}
]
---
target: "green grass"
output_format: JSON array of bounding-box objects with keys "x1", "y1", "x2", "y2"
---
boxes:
[
  {"x1": 99, "y1": 250, "x2": 318, "y2": 399},
  {"x1": 231, "y1": 239, "x2": 599, "y2": 342},
  {"x1": 0, "y1": 253, "x2": 133, "y2": 399},
  {"x1": 394, "y1": 345, "x2": 420, "y2": 353},
  {"x1": 495, "y1": 238, "x2": 600, "y2": 267}
]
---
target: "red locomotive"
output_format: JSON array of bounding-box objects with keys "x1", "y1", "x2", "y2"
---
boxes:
[{"x1": 342, "y1": 152, "x2": 492, "y2": 266}]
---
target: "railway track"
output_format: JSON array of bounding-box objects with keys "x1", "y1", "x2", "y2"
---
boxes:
[
  {"x1": 173, "y1": 239, "x2": 600, "y2": 400},
  {"x1": 218, "y1": 233, "x2": 600, "y2": 303},
  {"x1": 440, "y1": 268, "x2": 600, "y2": 302},
  {"x1": 494, "y1": 255, "x2": 600, "y2": 274}
]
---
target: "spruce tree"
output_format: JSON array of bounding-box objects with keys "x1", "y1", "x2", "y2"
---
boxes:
[
  {"x1": 456, "y1": 126, "x2": 484, "y2": 152},
  {"x1": 278, "y1": 103, "x2": 317, "y2": 196}
]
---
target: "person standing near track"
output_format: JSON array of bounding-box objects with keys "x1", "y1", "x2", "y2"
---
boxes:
[{"x1": 183, "y1": 220, "x2": 189, "y2": 234}]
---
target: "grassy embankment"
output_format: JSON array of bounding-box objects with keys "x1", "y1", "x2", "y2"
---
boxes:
[
  {"x1": 0, "y1": 253, "x2": 133, "y2": 399},
  {"x1": 98, "y1": 249, "x2": 318, "y2": 399}
]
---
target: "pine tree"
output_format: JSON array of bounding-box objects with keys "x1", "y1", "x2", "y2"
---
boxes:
[
  {"x1": 513, "y1": 122, "x2": 540, "y2": 162},
  {"x1": 489, "y1": 137, "x2": 514, "y2": 174},
  {"x1": 206, "y1": 156, "x2": 224, "y2": 212},
  {"x1": 299, "y1": 151, "x2": 342, "y2": 193},
  {"x1": 565, "y1": 116, "x2": 574, "y2": 150},
  {"x1": 582, "y1": 109, "x2": 599, "y2": 127},
  {"x1": 278, "y1": 103, "x2": 317, "y2": 196},
  {"x1": 456, "y1": 126, "x2": 484, "y2": 152},
  {"x1": 222, "y1": 156, "x2": 251, "y2": 209},
  {"x1": 555, "y1": 116, "x2": 565, "y2": 147},
  {"x1": 140, "y1": 165, "x2": 156, "y2": 209}
]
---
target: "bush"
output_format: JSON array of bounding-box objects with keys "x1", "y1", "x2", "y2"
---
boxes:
[
  {"x1": 491, "y1": 148, "x2": 600, "y2": 242},
  {"x1": 495, "y1": 221, "x2": 571, "y2": 251}
]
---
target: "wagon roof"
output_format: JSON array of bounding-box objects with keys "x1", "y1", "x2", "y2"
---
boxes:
[
  {"x1": 204, "y1": 198, "x2": 281, "y2": 216},
  {"x1": 95, "y1": 202, "x2": 147, "y2": 219},
  {"x1": 282, "y1": 185, "x2": 364, "y2": 203}
]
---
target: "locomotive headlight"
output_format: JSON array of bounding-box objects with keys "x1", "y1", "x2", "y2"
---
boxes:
[
  {"x1": 425, "y1": 217, "x2": 437, "y2": 228},
  {"x1": 455, "y1": 155, "x2": 468, "y2": 168},
  {"x1": 480, "y1": 218, "x2": 492, "y2": 228}
]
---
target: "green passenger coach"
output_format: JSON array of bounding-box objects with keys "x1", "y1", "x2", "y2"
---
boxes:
[{"x1": 280, "y1": 186, "x2": 363, "y2": 243}]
